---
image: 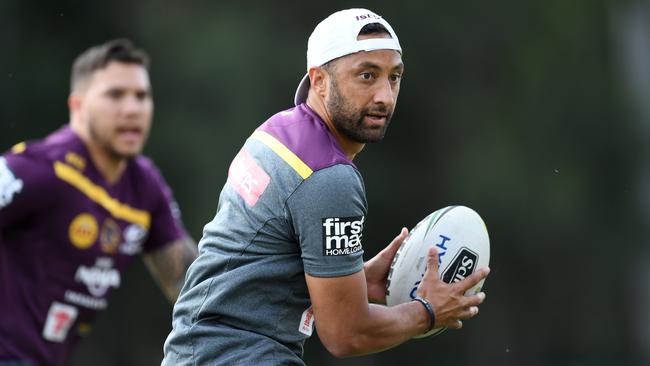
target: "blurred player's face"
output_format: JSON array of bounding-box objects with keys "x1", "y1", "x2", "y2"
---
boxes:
[
  {"x1": 324, "y1": 36, "x2": 403, "y2": 143},
  {"x1": 76, "y1": 61, "x2": 153, "y2": 160}
]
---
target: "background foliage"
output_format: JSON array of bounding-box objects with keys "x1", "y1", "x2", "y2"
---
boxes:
[{"x1": 2, "y1": 1, "x2": 647, "y2": 365}]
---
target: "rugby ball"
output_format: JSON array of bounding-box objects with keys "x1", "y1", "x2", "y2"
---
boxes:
[{"x1": 385, "y1": 206, "x2": 490, "y2": 338}]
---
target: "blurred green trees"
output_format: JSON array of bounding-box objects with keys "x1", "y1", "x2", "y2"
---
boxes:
[{"x1": 2, "y1": 1, "x2": 643, "y2": 365}]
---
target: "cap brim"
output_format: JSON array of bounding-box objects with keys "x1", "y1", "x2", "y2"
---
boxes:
[{"x1": 294, "y1": 73, "x2": 310, "y2": 106}]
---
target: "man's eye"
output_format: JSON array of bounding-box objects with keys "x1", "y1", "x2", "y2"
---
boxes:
[
  {"x1": 390, "y1": 74, "x2": 402, "y2": 82},
  {"x1": 360, "y1": 72, "x2": 372, "y2": 80},
  {"x1": 107, "y1": 90, "x2": 124, "y2": 99},
  {"x1": 136, "y1": 91, "x2": 150, "y2": 100}
]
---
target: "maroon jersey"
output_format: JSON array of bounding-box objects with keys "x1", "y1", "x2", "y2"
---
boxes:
[{"x1": 0, "y1": 126, "x2": 188, "y2": 365}]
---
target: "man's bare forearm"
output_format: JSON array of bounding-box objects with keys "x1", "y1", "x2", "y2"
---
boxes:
[{"x1": 143, "y1": 238, "x2": 198, "y2": 303}]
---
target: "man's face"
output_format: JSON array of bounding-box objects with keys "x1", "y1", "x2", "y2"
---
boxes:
[
  {"x1": 76, "y1": 61, "x2": 153, "y2": 160},
  {"x1": 324, "y1": 36, "x2": 404, "y2": 143}
]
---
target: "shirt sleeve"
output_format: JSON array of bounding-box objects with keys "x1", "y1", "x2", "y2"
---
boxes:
[
  {"x1": 0, "y1": 153, "x2": 53, "y2": 230},
  {"x1": 142, "y1": 166, "x2": 190, "y2": 253},
  {"x1": 286, "y1": 164, "x2": 367, "y2": 278}
]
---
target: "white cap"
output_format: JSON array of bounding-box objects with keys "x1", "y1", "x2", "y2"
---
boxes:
[{"x1": 294, "y1": 8, "x2": 402, "y2": 106}]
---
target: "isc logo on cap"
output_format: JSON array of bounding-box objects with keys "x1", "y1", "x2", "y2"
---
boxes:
[{"x1": 321, "y1": 216, "x2": 364, "y2": 256}]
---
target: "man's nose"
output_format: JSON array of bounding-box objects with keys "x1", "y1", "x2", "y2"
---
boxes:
[
  {"x1": 122, "y1": 94, "x2": 144, "y2": 115},
  {"x1": 373, "y1": 78, "x2": 395, "y2": 106}
]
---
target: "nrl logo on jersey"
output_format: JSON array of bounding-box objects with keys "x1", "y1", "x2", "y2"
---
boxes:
[
  {"x1": 0, "y1": 157, "x2": 23, "y2": 208},
  {"x1": 321, "y1": 216, "x2": 364, "y2": 256}
]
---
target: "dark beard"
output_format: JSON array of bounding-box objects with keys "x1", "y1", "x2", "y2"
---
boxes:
[
  {"x1": 88, "y1": 118, "x2": 136, "y2": 161},
  {"x1": 326, "y1": 77, "x2": 392, "y2": 143}
]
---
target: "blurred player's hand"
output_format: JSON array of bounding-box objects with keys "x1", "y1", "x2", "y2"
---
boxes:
[{"x1": 364, "y1": 227, "x2": 409, "y2": 304}]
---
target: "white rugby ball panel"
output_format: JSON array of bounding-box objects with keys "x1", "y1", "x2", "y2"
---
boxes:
[{"x1": 385, "y1": 206, "x2": 490, "y2": 337}]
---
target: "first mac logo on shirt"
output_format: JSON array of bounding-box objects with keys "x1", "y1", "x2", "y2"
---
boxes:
[{"x1": 321, "y1": 216, "x2": 364, "y2": 256}]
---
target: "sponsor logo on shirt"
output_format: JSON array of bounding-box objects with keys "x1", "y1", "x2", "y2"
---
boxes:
[
  {"x1": 74, "y1": 257, "x2": 121, "y2": 297},
  {"x1": 100, "y1": 218, "x2": 121, "y2": 254},
  {"x1": 119, "y1": 224, "x2": 148, "y2": 255},
  {"x1": 228, "y1": 148, "x2": 270, "y2": 206},
  {"x1": 0, "y1": 157, "x2": 23, "y2": 208},
  {"x1": 321, "y1": 216, "x2": 364, "y2": 256},
  {"x1": 42, "y1": 302, "x2": 78, "y2": 343},
  {"x1": 64, "y1": 290, "x2": 108, "y2": 310},
  {"x1": 298, "y1": 306, "x2": 315, "y2": 336},
  {"x1": 69, "y1": 213, "x2": 99, "y2": 249}
]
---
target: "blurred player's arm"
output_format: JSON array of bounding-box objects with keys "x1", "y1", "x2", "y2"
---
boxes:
[
  {"x1": 142, "y1": 166, "x2": 198, "y2": 303},
  {"x1": 142, "y1": 238, "x2": 197, "y2": 303}
]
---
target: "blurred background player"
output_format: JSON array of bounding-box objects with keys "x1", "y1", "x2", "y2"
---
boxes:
[
  {"x1": 0, "y1": 39, "x2": 197, "y2": 366},
  {"x1": 162, "y1": 8, "x2": 489, "y2": 365}
]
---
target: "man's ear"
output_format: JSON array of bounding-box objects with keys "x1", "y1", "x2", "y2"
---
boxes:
[
  {"x1": 68, "y1": 93, "x2": 82, "y2": 113},
  {"x1": 309, "y1": 67, "x2": 330, "y2": 99}
]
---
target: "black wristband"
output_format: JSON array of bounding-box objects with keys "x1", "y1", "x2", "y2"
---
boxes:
[{"x1": 412, "y1": 296, "x2": 435, "y2": 333}]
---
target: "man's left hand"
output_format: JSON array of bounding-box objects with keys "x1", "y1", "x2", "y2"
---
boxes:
[{"x1": 364, "y1": 227, "x2": 408, "y2": 304}]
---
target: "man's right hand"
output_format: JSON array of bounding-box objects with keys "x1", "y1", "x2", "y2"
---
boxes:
[{"x1": 416, "y1": 247, "x2": 490, "y2": 330}]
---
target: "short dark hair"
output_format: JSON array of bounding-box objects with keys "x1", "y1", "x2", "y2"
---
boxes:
[
  {"x1": 70, "y1": 38, "x2": 150, "y2": 92},
  {"x1": 358, "y1": 22, "x2": 391, "y2": 36}
]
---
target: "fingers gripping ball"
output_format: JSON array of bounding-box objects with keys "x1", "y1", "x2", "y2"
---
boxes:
[{"x1": 385, "y1": 206, "x2": 491, "y2": 338}]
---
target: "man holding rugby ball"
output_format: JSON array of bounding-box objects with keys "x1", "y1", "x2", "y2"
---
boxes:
[{"x1": 163, "y1": 8, "x2": 490, "y2": 365}]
